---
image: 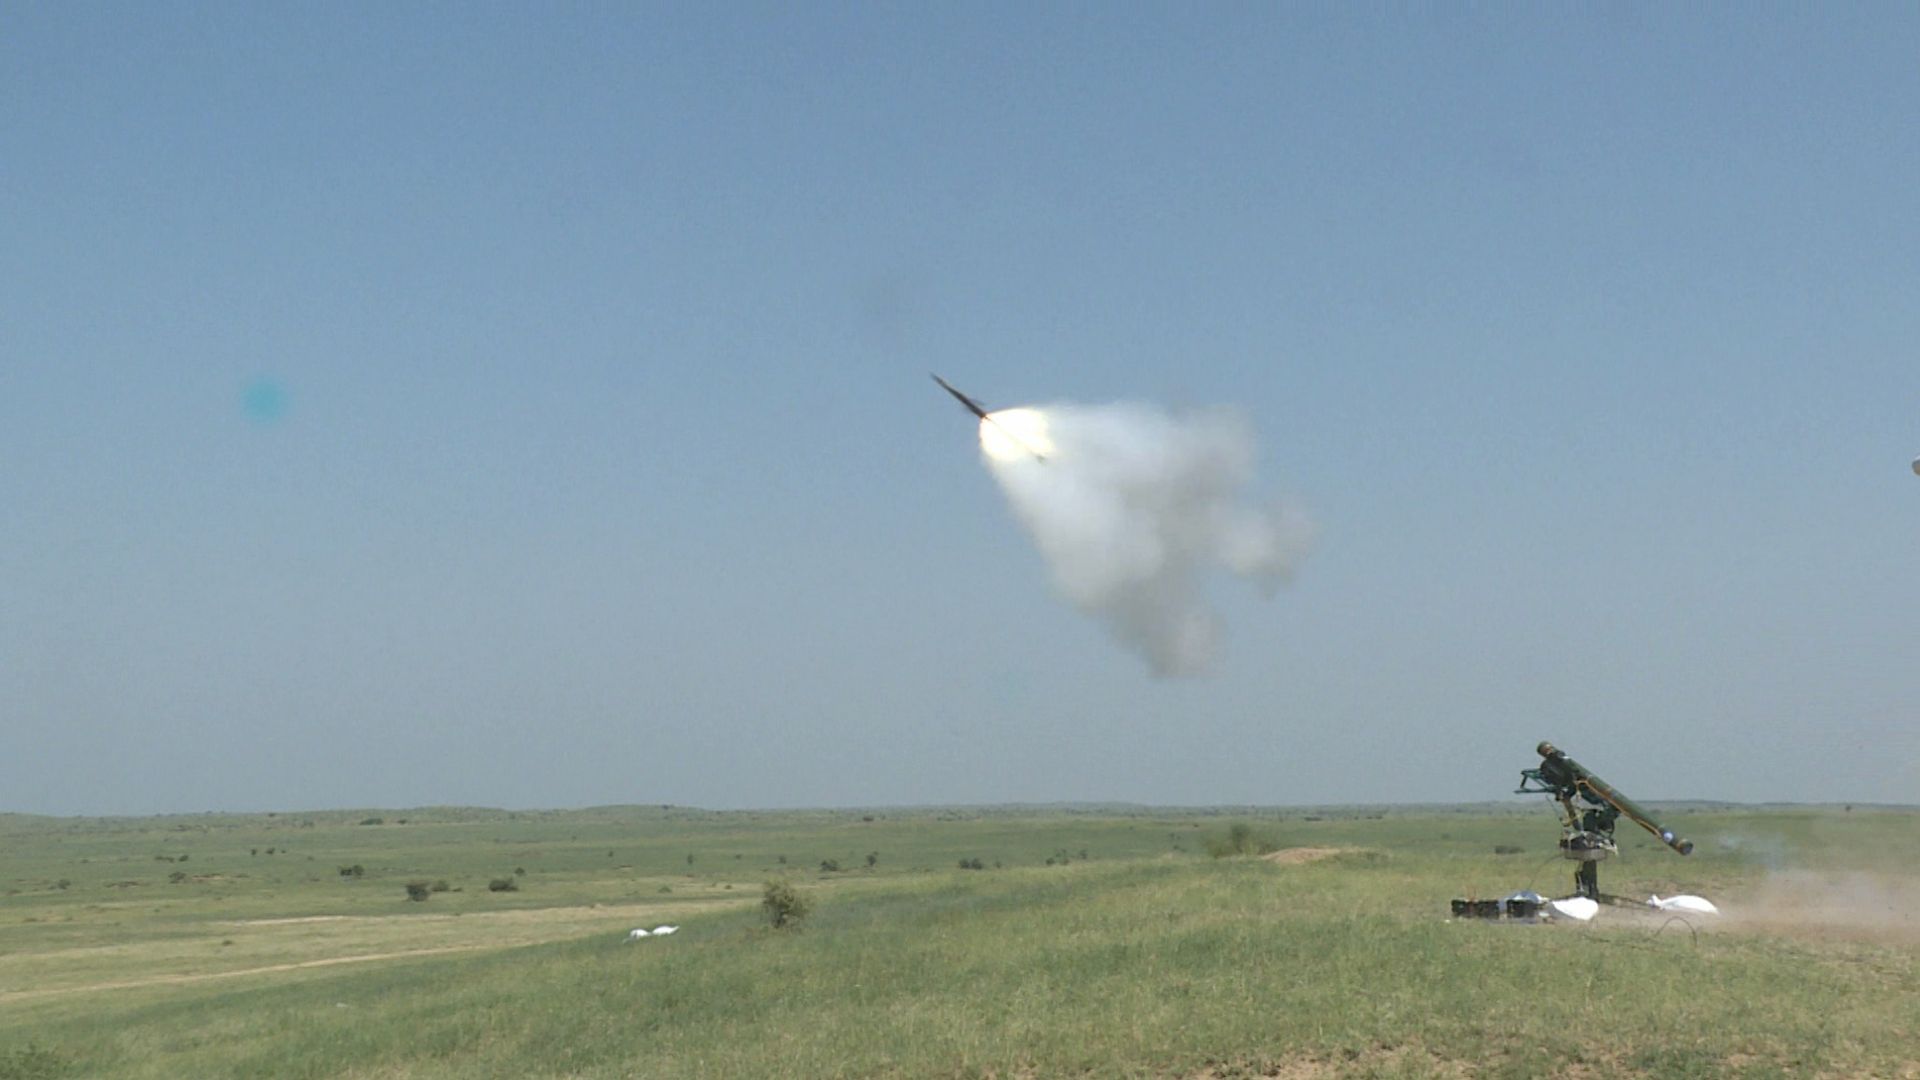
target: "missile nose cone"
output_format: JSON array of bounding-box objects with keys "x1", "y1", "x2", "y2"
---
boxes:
[{"x1": 930, "y1": 374, "x2": 991, "y2": 421}]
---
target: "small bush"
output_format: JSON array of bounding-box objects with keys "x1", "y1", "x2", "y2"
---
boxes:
[
  {"x1": 430, "y1": 880, "x2": 451, "y2": 892},
  {"x1": 1205, "y1": 822, "x2": 1276, "y2": 858},
  {"x1": 762, "y1": 880, "x2": 811, "y2": 929},
  {"x1": 958, "y1": 857, "x2": 985, "y2": 870},
  {"x1": 488, "y1": 877, "x2": 518, "y2": 893},
  {"x1": 404, "y1": 882, "x2": 431, "y2": 902},
  {"x1": 1493, "y1": 844, "x2": 1524, "y2": 855},
  {"x1": 167, "y1": 870, "x2": 188, "y2": 884},
  {"x1": 359, "y1": 817, "x2": 384, "y2": 826},
  {"x1": 865, "y1": 852, "x2": 878, "y2": 868},
  {"x1": 338, "y1": 864, "x2": 365, "y2": 878},
  {"x1": 819, "y1": 859, "x2": 842, "y2": 872}
]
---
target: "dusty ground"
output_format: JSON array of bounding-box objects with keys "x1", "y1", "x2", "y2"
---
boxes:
[{"x1": 1723, "y1": 870, "x2": 1920, "y2": 944}]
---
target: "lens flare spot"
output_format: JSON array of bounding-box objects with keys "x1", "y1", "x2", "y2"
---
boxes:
[
  {"x1": 979, "y1": 408, "x2": 1053, "y2": 462},
  {"x1": 243, "y1": 379, "x2": 289, "y2": 424}
]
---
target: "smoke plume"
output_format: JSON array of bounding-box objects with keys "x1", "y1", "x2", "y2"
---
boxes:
[{"x1": 980, "y1": 402, "x2": 1313, "y2": 676}]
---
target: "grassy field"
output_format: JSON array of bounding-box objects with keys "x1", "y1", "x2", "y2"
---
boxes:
[{"x1": 2, "y1": 803, "x2": 1915, "y2": 1078}]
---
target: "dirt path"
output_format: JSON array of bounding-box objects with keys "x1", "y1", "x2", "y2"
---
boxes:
[
  {"x1": 226, "y1": 898, "x2": 736, "y2": 929},
  {"x1": 2, "y1": 897, "x2": 753, "y2": 1004},
  {"x1": 0, "y1": 945, "x2": 490, "y2": 1003}
]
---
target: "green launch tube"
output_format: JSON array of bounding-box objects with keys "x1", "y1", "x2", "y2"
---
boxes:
[{"x1": 1536, "y1": 742, "x2": 1693, "y2": 856}]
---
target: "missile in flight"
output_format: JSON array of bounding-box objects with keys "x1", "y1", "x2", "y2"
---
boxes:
[
  {"x1": 931, "y1": 374, "x2": 992, "y2": 421},
  {"x1": 931, "y1": 374, "x2": 1048, "y2": 462}
]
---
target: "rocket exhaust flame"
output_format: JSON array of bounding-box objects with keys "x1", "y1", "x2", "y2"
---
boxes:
[{"x1": 932, "y1": 375, "x2": 1049, "y2": 461}]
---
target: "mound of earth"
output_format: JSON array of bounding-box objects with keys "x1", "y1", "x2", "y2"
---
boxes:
[{"x1": 1259, "y1": 846, "x2": 1351, "y2": 865}]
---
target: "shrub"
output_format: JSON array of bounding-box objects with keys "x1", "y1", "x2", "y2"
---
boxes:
[
  {"x1": 819, "y1": 859, "x2": 842, "y2": 873},
  {"x1": 359, "y1": 817, "x2": 384, "y2": 826},
  {"x1": 1205, "y1": 822, "x2": 1276, "y2": 858},
  {"x1": 430, "y1": 880, "x2": 451, "y2": 892},
  {"x1": 958, "y1": 857, "x2": 985, "y2": 870},
  {"x1": 167, "y1": 871, "x2": 188, "y2": 884},
  {"x1": 405, "y1": 882, "x2": 431, "y2": 902},
  {"x1": 488, "y1": 877, "x2": 518, "y2": 893},
  {"x1": 865, "y1": 852, "x2": 878, "y2": 868},
  {"x1": 338, "y1": 864, "x2": 365, "y2": 878},
  {"x1": 1493, "y1": 844, "x2": 1524, "y2": 855},
  {"x1": 762, "y1": 880, "x2": 811, "y2": 929}
]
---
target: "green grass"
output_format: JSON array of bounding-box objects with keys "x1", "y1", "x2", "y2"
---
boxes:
[{"x1": 2, "y1": 804, "x2": 1915, "y2": 1077}]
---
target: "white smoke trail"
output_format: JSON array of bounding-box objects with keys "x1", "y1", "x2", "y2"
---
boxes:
[{"x1": 979, "y1": 402, "x2": 1313, "y2": 676}]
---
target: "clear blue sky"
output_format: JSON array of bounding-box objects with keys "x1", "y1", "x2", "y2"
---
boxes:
[{"x1": 4, "y1": 4, "x2": 1916, "y2": 815}]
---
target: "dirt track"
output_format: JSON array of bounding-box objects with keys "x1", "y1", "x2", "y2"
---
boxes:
[
  {"x1": 0, "y1": 897, "x2": 750, "y2": 1004},
  {"x1": 0, "y1": 946, "x2": 490, "y2": 1002}
]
